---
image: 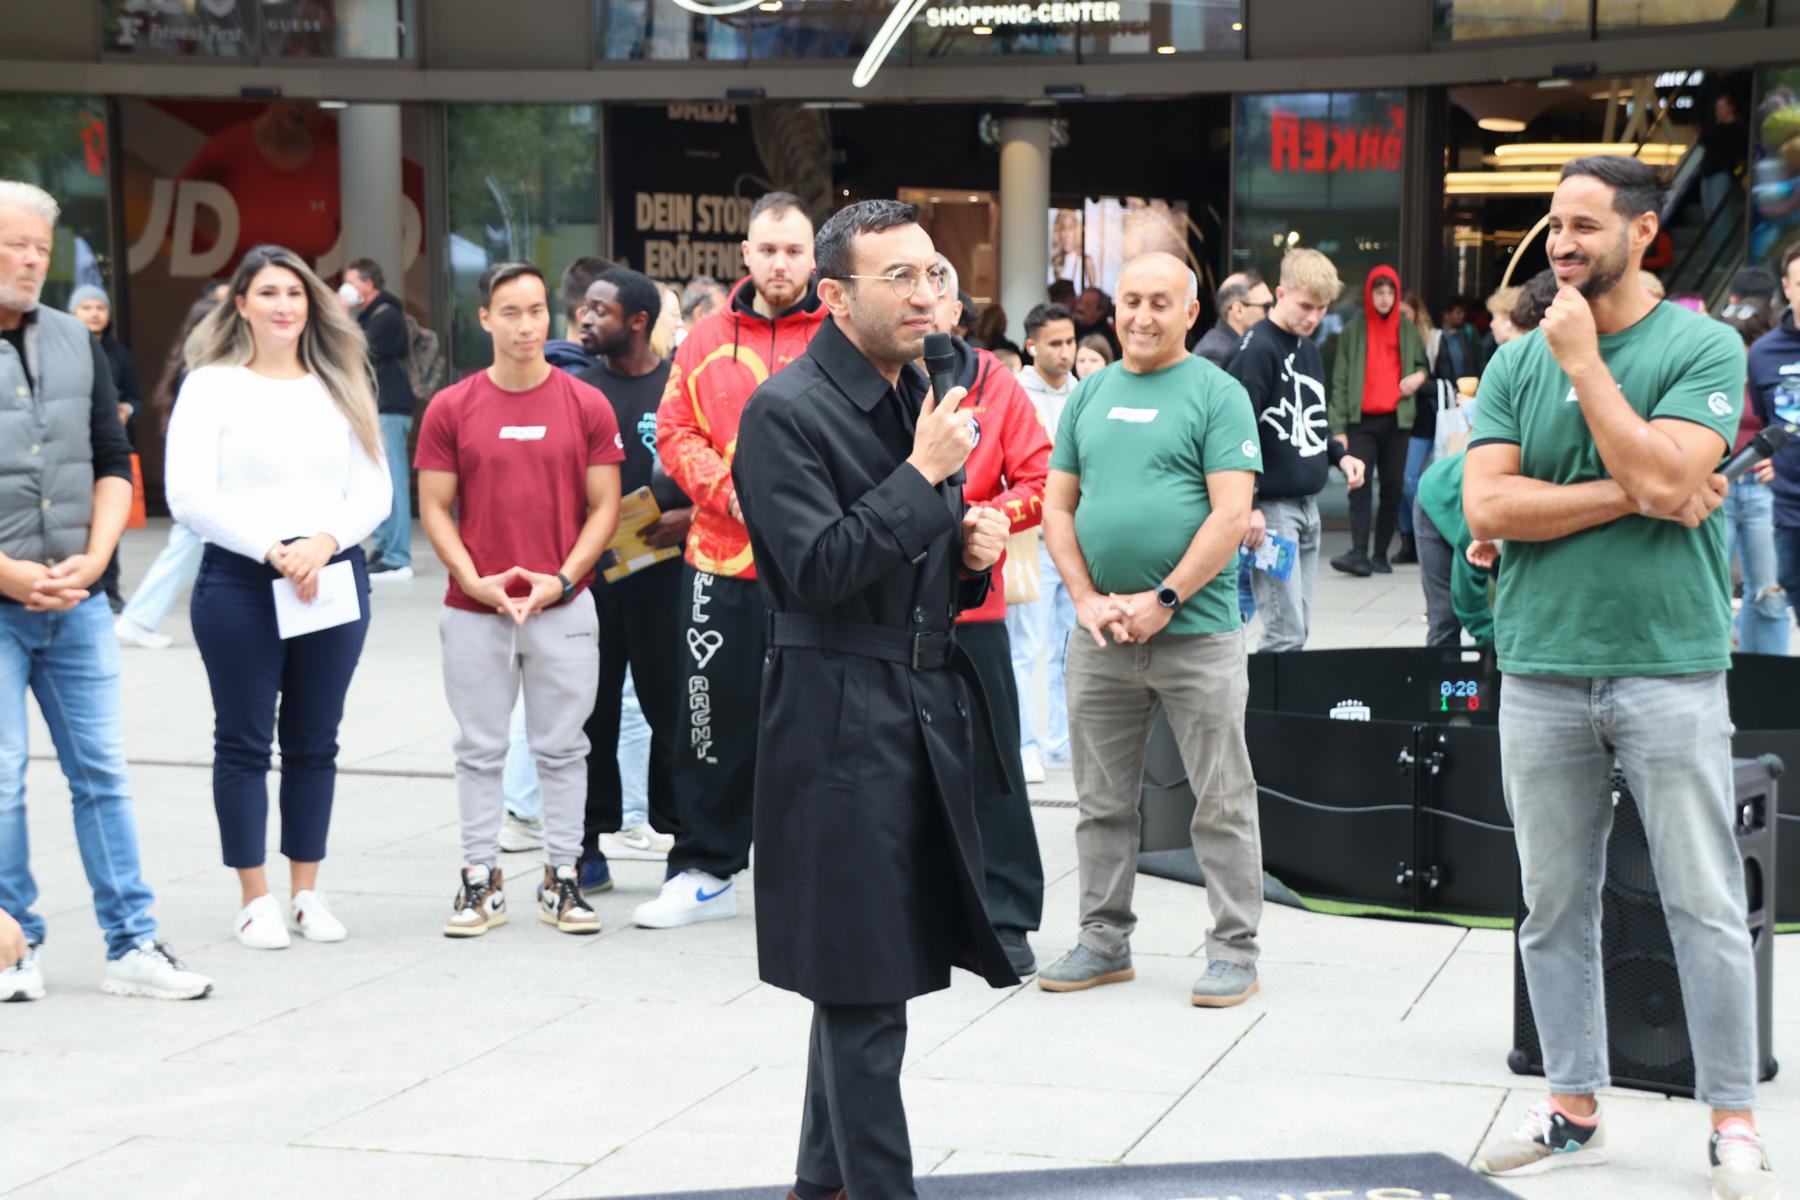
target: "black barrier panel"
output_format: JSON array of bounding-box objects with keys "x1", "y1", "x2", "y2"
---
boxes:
[
  {"x1": 1415, "y1": 725, "x2": 1516, "y2": 917},
  {"x1": 1244, "y1": 711, "x2": 1417, "y2": 908},
  {"x1": 1261, "y1": 645, "x2": 1501, "y2": 728}
]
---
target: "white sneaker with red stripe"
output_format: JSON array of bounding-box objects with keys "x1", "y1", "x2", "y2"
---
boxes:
[
  {"x1": 235, "y1": 894, "x2": 291, "y2": 950},
  {"x1": 290, "y1": 890, "x2": 347, "y2": 942}
]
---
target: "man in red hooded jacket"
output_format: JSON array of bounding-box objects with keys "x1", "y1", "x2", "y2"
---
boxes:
[
  {"x1": 636, "y1": 192, "x2": 828, "y2": 930},
  {"x1": 1326, "y1": 265, "x2": 1429, "y2": 575},
  {"x1": 923, "y1": 253, "x2": 1052, "y2": 978}
]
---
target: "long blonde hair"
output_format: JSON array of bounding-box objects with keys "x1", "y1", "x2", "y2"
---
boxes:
[{"x1": 185, "y1": 244, "x2": 382, "y2": 461}]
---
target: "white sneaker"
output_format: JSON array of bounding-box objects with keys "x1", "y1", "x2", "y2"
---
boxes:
[
  {"x1": 235, "y1": 894, "x2": 291, "y2": 950},
  {"x1": 1, "y1": 944, "x2": 45, "y2": 1002},
  {"x1": 114, "y1": 616, "x2": 173, "y2": 650},
  {"x1": 498, "y1": 811, "x2": 544, "y2": 853},
  {"x1": 1020, "y1": 745, "x2": 1046, "y2": 785},
  {"x1": 632, "y1": 869, "x2": 737, "y2": 928},
  {"x1": 290, "y1": 890, "x2": 347, "y2": 942},
  {"x1": 370, "y1": 566, "x2": 414, "y2": 583},
  {"x1": 601, "y1": 823, "x2": 675, "y2": 861},
  {"x1": 102, "y1": 939, "x2": 213, "y2": 1000}
]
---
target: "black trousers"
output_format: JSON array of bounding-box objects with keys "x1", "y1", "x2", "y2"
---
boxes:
[
  {"x1": 797, "y1": 1000, "x2": 914, "y2": 1200},
  {"x1": 957, "y1": 621, "x2": 1044, "y2": 933},
  {"x1": 666, "y1": 566, "x2": 766, "y2": 879},
  {"x1": 582, "y1": 559, "x2": 684, "y2": 857},
  {"x1": 1346, "y1": 412, "x2": 1409, "y2": 560}
]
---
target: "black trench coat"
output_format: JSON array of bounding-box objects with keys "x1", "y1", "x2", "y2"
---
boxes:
[{"x1": 732, "y1": 318, "x2": 1019, "y2": 1005}]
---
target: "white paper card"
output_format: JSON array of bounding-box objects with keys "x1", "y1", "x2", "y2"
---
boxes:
[{"x1": 271, "y1": 560, "x2": 360, "y2": 640}]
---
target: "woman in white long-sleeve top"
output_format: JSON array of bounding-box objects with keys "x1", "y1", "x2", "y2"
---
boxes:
[{"x1": 164, "y1": 244, "x2": 391, "y2": 951}]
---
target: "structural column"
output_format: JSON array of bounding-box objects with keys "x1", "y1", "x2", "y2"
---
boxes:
[
  {"x1": 997, "y1": 115, "x2": 1052, "y2": 347},
  {"x1": 337, "y1": 103, "x2": 405, "y2": 301}
]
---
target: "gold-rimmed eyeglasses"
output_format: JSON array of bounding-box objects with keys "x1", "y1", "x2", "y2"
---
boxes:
[{"x1": 831, "y1": 267, "x2": 952, "y2": 300}]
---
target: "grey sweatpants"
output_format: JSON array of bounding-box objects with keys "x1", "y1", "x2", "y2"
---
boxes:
[
  {"x1": 440, "y1": 601, "x2": 599, "y2": 870},
  {"x1": 1065, "y1": 628, "x2": 1263, "y2": 965}
]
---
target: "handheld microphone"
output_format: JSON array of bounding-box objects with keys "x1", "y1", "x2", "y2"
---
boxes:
[
  {"x1": 922, "y1": 332, "x2": 966, "y2": 487},
  {"x1": 1720, "y1": 425, "x2": 1790, "y2": 483}
]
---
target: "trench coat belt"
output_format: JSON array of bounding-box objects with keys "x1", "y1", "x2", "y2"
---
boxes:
[{"x1": 767, "y1": 611, "x2": 955, "y2": 670}]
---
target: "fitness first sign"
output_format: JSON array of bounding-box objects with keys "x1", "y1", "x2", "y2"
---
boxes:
[{"x1": 922, "y1": 0, "x2": 1123, "y2": 26}]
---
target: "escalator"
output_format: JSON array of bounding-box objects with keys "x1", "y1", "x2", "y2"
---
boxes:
[{"x1": 1659, "y1": 138, "x2": 1749, "y2": 306}]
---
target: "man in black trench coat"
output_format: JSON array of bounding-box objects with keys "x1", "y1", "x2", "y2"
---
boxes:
[{"x1": 733, "y1": 199, "x2": 1021, "y2": 1200}]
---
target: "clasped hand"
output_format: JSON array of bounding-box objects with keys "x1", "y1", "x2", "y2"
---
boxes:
[
  {"x1": 461, "y1": 564, "x2": 565, "y2": 626},
  {"x1": 267, "y1": 534, "x2": 338, "y2": 604},
  {"x1": 1076, "y1": 589, "x2": 1172, "y2": 646},
  {"x1": 0, "y1": 553, "x2": 103, "y2": 612}
]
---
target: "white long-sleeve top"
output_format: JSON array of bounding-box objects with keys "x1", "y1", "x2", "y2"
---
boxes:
[{"x1": 164, "y1": 364, "x2": 392, "y2": 563}]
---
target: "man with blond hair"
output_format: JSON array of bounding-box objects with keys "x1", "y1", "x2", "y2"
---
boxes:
[
  {"x1": 1037, "y1": 251, "x2": 1266, "y2": 1008},
  {"x1": 1228, "y1": 249, "x2": 1365, "y2": 651}
]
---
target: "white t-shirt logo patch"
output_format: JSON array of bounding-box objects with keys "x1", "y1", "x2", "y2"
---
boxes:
[
  {"x1": 1241, "y1": 439, "x2": 1257, "y2": 458},
  {"x1": 1707, "y1": 391, "x2": 1732, "y2": 417},
  {"x1": 1106, "y1": 407, "x2": 1159, "y2": 423},
  {"x1": 500, "y1": 426, "x2": 547, "y2": 441}
]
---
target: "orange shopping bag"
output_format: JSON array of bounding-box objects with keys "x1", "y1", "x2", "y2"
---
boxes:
[{"x1": 127, "y1": 454, "x2": 147, "y2": 529}]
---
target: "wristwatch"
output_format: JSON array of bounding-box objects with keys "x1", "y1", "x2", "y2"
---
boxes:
[
  {"x1": 557, "y1": 572, "x2": 575, "y2": 603},
  {"x1": 1156, "y1": 583, "x2": 1182, "y2": 611}
]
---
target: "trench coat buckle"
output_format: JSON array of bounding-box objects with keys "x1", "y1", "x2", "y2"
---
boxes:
[{"x1": 910, "y1": 631, "x2": 926, "y2": 671}]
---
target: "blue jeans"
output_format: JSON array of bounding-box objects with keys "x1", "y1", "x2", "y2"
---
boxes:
[
  {"x1": 1005, "y1": 541, "x2": 1075, "y2": 758},
  {"x1": 1500, "y1": 671, "x2": 1758, "y2": 1109},
  {"x1": 1724, "y1": 480, "x2": 1789, "y2": 655},
  {"x1": 1398, "y1": 436, "x2": 1432, "y2": 536},
  {"x1": 0, "y1": 594, "x2": 158, "y2": 958},
  {"x1": 372, "y1": 413, "x2": 413, "y2": 568},
  {"x1": 504, "y1": 666, "x2": 649, "y2": 828},
  {"x1": 118, "y1": 520, "x2": 204, "y2": 633}
]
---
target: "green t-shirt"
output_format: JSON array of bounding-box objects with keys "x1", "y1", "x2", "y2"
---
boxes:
[
  {"x1": 1049, "y1": 355, "x2": 1262, "y2": 635},
  {"x1": 1468, "y1": 301, "x2": 1745, "y2": 677}
]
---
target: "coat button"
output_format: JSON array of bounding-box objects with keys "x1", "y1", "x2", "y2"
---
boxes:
[
  {"x1": 956, "y1": 700, "x2": 968, "y2": 717},
  {"x1": 922, "y1": 709, "x2": 933, "y2": 724},
  {"x1": 912, "y1": 608, "x2": 924, "y2": 624},
  {"x1": 15, "y1": 386, "x2": 26, "y2": 397},
  {"x1": 28, "y1": 444, "x2": 40, "y2": 455},
  {"x1": 40, "y1": 499, "x2": 51, "y2": 510}
]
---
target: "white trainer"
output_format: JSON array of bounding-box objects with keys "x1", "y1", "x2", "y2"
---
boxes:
[
  {"x1": 369, "y1": 566, "x2": 414, "y2": 583},
  {"x1": 632, "y1": 869, "x2": 737, "y2": 929},
  {"x1": 102, "y1": 939, "x2": 213, "y2": 1000},
  {"x1": 235, "y1": 894, "x2": 291, "y2": 950},
  {"x1": 499, "y1": 811, "x2": 544, "y2": 853},
  {"x1": 601, "y1": 823, "x2": 675, "y2": 861},
  {"x1": 1, "y1": 944, "x2": 45, "y2": 1002},
  {"x1": 114, "y1": 616, "x2": 173, "y2": 650},
  {"x1": 290, "y1": 890, "x2": 347, "y2": 942},
  {"x1": 1020, "y1": 745, "x2": 1047, "y2": 785}
]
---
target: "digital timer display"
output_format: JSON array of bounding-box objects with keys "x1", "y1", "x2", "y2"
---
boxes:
[{"x1": 1439, "y1": 679, "x2": 1483, "y2": 713}]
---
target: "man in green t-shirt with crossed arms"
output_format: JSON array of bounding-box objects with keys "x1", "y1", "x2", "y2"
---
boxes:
[
  {"x1": 1037, "y1": 251, "x2": 1266, "y2": 1008},
  {"x1": 1465, "y1": 156, "x2": 1778, "y2": 1200}
]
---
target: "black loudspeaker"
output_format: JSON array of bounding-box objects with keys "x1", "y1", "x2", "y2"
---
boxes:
[{"x1": 1508, "y1": 758, "x2": 1780, "y2": 1098}]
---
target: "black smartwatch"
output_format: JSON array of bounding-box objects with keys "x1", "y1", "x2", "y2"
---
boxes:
[
  {"x1": 557, "y1": 572, "x2": 575, "y2": 603},
  {"x1": 1156, "y1": 583, "x2": 1182, "y2": 611}
]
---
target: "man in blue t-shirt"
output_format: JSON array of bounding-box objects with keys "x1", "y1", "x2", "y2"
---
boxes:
[{"x1": 1037, "y1": 252, "x2": 1265, "y2": 1009}]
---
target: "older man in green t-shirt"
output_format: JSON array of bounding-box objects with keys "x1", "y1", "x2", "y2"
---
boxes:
[
  {"x1": 1037, "y1": 251, "x2": 1265, "y2": 1008},
  {"x1": 1464, "y1": 156, "x2": 1777, "y2": 1200}
]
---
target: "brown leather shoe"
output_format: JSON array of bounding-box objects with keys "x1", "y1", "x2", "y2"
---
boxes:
[{"x1": 785, "y1": 1191, "x2": 847, "y2": 1200}]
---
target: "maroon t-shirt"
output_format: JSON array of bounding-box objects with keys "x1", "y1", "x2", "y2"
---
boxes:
[{"x1": 415, "y1": 367, "x2": 625, "y2": 614}]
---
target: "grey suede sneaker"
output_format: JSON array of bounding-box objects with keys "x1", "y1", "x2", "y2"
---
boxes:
[
  {"x1": 1037, "y1": 944, "x2": 1134, "y2": 993},
  {"x1": 1190, "y1": 959, "x2": 1259, "y2": 1007}
]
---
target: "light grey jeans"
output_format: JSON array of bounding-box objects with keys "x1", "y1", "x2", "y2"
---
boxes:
[
  {"x1": 1250, "y1": 495, "x2": 1321, "y2": 653},
  {"x1": 1500, "y1": 671, "x2": 1758, "y2": 1109},
  {"x1": 1066, "y1": 629, "x2": 1262, "y2": 965},
  {"x1": 441, "y1": 601, "x2": 599, "y2": 871}
]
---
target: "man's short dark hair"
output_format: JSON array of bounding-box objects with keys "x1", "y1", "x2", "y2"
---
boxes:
[
  {"x1": 1512, "y1": 269, "x2": 1559, "y2": 332},
  {"x1": 1214, "y1": 281, "x2": 1249, "y2": 315},
  {"x1": 1783, "y1": 242, "x2": 1800, "y2": 283},
  {"x1": 559, "y1": 255, "x2": 615, "y2": 319},
  {"x1": 1024, "y1": 302, "x2": 1075, "y2": 340},
  {"x1": 748, "y1": 191, "x2": 807, "y2": 230},
  {"x1": 595, "y1": 267, "x2": 662, "y2": 332},
  {"x1": 815, "y1": 199, "x2": 921, "y2": 281},
  {"x1": 1559, "y1": 155, "x2": 1666, "y2": 220},
  {"x1": 1730, "y1": 265, "x2": 1779, "y2": 303},
  {"x1": 478, "y1": 261, "x2": 545, "y2": 306},
  {"x1": 345, "y1": 257, "x2": 384, "y2": 290}
]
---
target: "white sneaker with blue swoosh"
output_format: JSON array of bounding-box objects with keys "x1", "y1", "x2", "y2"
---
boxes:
[{"x1": 632, "y1": 868, "x2": 737, "y2": 929}]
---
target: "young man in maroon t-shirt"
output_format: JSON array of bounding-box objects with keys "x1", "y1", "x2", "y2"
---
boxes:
[{"x1": 416, "y1": 262, "x2": 624, "y2": 939}]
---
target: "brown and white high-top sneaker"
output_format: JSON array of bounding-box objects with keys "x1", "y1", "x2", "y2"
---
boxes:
[
  {"x1": 538, "y1": 865, "x2": 601, "y2": 935},
  {"x1": 443, "y1": 865, "x2": 507, "y2": 938}
]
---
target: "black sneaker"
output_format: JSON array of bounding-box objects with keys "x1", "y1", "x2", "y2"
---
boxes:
[
  {"x1": 1392, "y1": 534, "x2": 1419, "y2": 564},
  {"x1": 1369, "y1": 556, "x2": 1393, "y2": 574},
  {"x1": 368, "y1": 557, "x2": 395, "y2": 575},
  {"x1": 997, "y1": 929, "x2": 1036, "y2": 978},
  {"x1": 1330, "y1": 551, "x2": 1373, "y2": 577}
]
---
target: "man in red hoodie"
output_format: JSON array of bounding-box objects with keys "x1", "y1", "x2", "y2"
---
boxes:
[
  {"x1": 1326, "y1": 265, "x2": 1429, "y2": 575},
  {"x1": 923, "y1": 253, "x2": 1052, "y2": 978},
  {"x1": 637, "y1": 192, "x2": 828, "y2": 929}
]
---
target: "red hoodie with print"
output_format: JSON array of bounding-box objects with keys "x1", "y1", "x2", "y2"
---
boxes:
[
  {"x1": 656, "y1": 276, "x2": 827, "y2": 580},
  {"x1": 951, "y1": 341, "x2": 1053, "y2": 625}
]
